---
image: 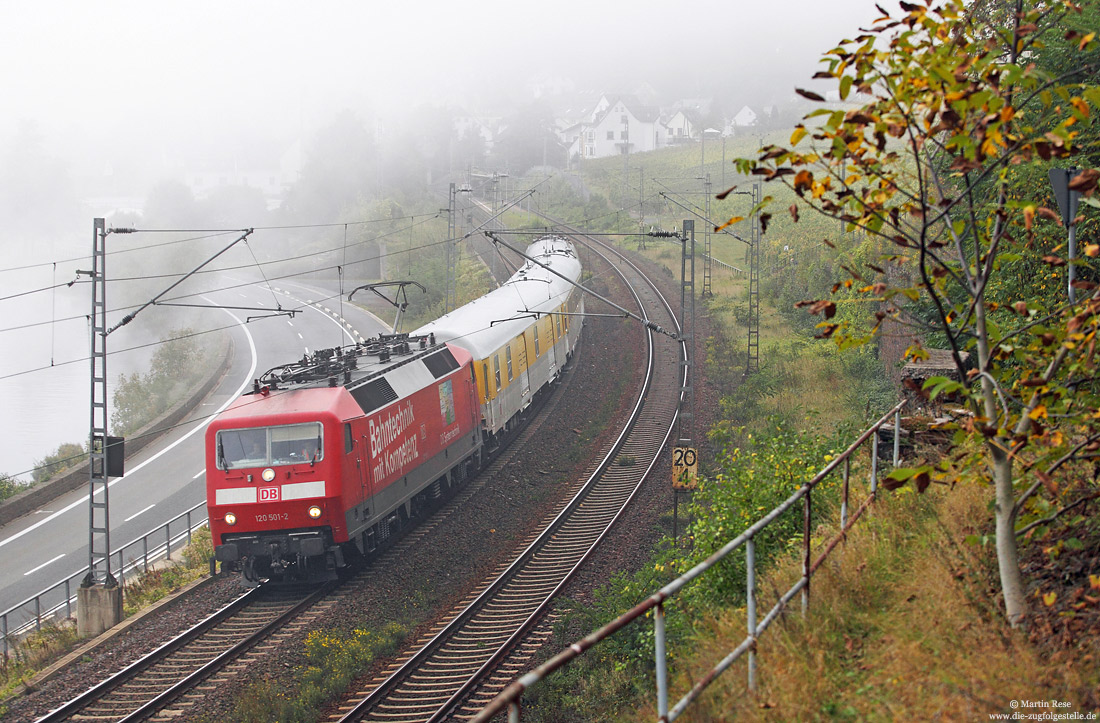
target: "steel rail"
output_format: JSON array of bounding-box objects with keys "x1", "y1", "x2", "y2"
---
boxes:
[
  {"x1": 473, "y1": 401, "x2": 906, "y2": 723},
  {"x1": 333, "y1": 219, "x2": 682, "y2": 722},
  {"x1": 35, "y1": 583, "x2": 334, "y2": 722}
]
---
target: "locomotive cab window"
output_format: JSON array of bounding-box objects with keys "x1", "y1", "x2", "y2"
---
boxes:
[
  {"x1": 217, "y1": 422, "x2": 323, "y2": 469},
  {"x1": 493, "y1": 355, "x2": 501, "y2": 391}
]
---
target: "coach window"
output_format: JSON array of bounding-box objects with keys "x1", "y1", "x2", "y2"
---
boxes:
[
  {"x1": 533, "y1": 328, "x2": 540, "y2": 358},
  {"x1": 493, "y1": 355, "x2": 501, "y2": 390},
  {"x1": 483, "y1": 362, "x2": 490, "y2": 399},
  {"x1": 556, "y1": 314, "x2": 562, "y2": 338},
  {"x1": 506, "y1": 345, "x2": 513, "y2": 380}
]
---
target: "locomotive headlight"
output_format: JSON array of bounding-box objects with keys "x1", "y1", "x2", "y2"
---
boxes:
[
  {"x1": 224, "y1": 512, "x2": 238, "y2": 526},
  {"x1": 261, "y1": 468, "x2": 276, "y2": 482},
  {"x1": 308, "y1": 506, "x2": 322, "y2": 519}
]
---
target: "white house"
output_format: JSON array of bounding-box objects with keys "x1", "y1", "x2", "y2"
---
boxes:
[
  {"x1": 733, "y1": 105, "x2": 758, "y2": 128},
  {"x1": 579, "y1": 94, "x2": 662, "y2": 159},
  {"x1": 662, "y1": 109, "x2": 696, "y2": 143}
]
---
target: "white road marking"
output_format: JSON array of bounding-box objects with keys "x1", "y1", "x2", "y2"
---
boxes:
[
  {"x1": 298, "y1": 333, "x2": 303, "y2": 339},
  {"x1": 304, "y1": 347, "x2": 310, "y2": 354},
  {"x1": 124, "y1": 504, "x2": 156, "y2": 522},
  {"x1": 24, "y1": 554, "x2": 65, "y2": 576},
  {"x1": 192, "y1": 469, "x2": 205, "y2": 479},
  {"x1": 0, "y1": 303, "x2": 259, "y2": 551}
]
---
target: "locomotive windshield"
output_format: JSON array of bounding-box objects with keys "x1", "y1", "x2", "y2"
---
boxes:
[{"x1": 216, "y1": 422, "x2": 323, "y2": 469}]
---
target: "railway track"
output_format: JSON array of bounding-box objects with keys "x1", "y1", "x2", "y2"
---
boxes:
[
  {"x1": 35, "y1": 583, "x2": 332, "y2": 722},
  {"x1": 33, "y1": 353, "x2": 582, "y2": 723},
  {"x1": 33, "y1": 268, "x2": 595, "y2": 723},
  {"x1": 33, "y1": 220, "x2": 681, "y2": 723},
  {"x1": 327, "y1": 231, "x2": 684, "y2": 722}
]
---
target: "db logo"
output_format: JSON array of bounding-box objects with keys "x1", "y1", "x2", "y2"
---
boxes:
[{"x1": 259, "y1": 487, "x2": 280, "y2": 502}]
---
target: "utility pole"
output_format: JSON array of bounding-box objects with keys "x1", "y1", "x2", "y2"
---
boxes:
[
  {"x1": 702, "y1": 174, "x2": 712, "y2": 297},
  {"x1": 673, "y1": 220, "x2": 696, "y2": 541},
  {"x1": 1049, "y1": 167, "x2": 1082, "y2": 304},
  {"x1": 77, "y1": 222, "x2": 254, "y2": 637},
  {"x1": 446, "y1": 182, "x2": 457, "y2": 313},
  {"x1": 78, "y1": 218, "x2": 122, "y2": 636},
  {"x1": 747, "y1": 182, "x2": 761, "y2": 374},
  {"x1": 678, "y1": 219, "x2": 695, "y2": 444}
]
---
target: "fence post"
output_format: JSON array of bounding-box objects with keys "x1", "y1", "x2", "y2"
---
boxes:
[
  {"x1": 65, "y1": 579, "x2": 72, "y2": 620},
  {"x1": 893, "y1": 407, "x2": 902, "y2": 467},
  {"x1": 119, "y1": 550, "x2": 125, "y2": 589},
  {"x1": 509, "y1": 701, "x2": 521, "y2": 723},
  {"x1": 747, "y1": 536, "x2": 757, "y2": 692},
  {"x1": 186, "y1": 510, "x2": 193, "y2": 547},
  {"x1": 2, "y1": 614, "x2": 8, "y2": 660},
  {"x1": 802, "y1": 488, "x2": 812, "y2": 617},
  {"x1": 841, "y1": 457, "x2": 850, "y2": 530},
  {"x1": 166, "y1": 525, "x2": 172, "y2": 561},
  {"x1": 34, "y1": 596, "x2": 41, "y2": 632},
  {"x1": 870, "y1": 430, "x2": 879, "y2": 496},
  {"x1": 655, "y1": 602, "x2": 668, "y2": 721}
]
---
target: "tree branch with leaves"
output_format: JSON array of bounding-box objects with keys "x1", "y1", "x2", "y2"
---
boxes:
[{"x1": 732, "y1": 0, "x2": 1099, "y2": 626}]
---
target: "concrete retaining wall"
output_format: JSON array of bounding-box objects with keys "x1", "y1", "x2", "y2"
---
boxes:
[{"x1": 0, "y1": 333, "x2": 233, "y2": 528}]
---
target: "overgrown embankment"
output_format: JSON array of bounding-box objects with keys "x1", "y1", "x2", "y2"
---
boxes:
[{"x1": 677, "y1": 484, "x2": 1099, "y2": 721}]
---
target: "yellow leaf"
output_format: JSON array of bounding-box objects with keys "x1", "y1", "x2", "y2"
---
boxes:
[
  {"x1": 1043, "y1": 591, "x2": 1057, "y2": 607},
  {"x1": 1086, "y1": 244, "x2": 1100, "y2": 258},
  {"x1": 791, "y1": 126, "x2": 808, "y2": 145},
  {"x1": 1029, "y1": 405, "x2": 1048, "y2": 421},
  {"x1": 1090, "y1": 574, "x2": 1100, "y2": 590},
  {"x1": 715, "y1": 216, "x2": 745, "y2": 232}
]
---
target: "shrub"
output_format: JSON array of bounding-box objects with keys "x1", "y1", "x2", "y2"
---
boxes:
[{"x1": 233, "y1": 622, "x2": 407, "y2": 723}]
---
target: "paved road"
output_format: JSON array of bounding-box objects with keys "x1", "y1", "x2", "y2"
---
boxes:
[{"x1": 0, "y1": 276, "x2": 388, "y2": 620}]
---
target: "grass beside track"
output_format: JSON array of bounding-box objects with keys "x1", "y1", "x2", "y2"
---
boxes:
[{"x1": 663, "y1": 484, "x2": 1099, "y2": 721}]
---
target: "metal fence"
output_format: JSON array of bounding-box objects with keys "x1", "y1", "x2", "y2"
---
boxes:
[
  {"x1": 1, "y1": 502, "x2": 209, "y2": 659},
  {"x1": 473, "y1": 400, "x2": 906, "y2": 723}
]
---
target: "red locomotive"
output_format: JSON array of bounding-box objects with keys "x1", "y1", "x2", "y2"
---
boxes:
[{"x1": 206, "y1": 236, "x2": 583, "y2": 582}]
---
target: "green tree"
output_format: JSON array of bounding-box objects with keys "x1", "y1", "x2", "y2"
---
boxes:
[
  {"x1": 32, "y1": 442, "x2": 86, "y2": 484},
  {"x1": 0, "y1": 472, "x2": 25, "y2": 503},
  {"x1": 735, "y1": 0, "x2": 1099, "y2": 625},
  {"x1": 111, "y1": 330, "x2": 207, "y2": 437}
]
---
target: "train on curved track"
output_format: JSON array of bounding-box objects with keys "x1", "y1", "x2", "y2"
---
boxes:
[{"x1": 206, "y1": 236, "x2": 584, "y2": 582}]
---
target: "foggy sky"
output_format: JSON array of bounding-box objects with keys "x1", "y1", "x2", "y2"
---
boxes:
[
  {"x1": 1, "y1": 0, "x2": 882, "y2": 477},
  {"x1": 2, "y1": 1, "x2": 879, "y2": 167}
]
